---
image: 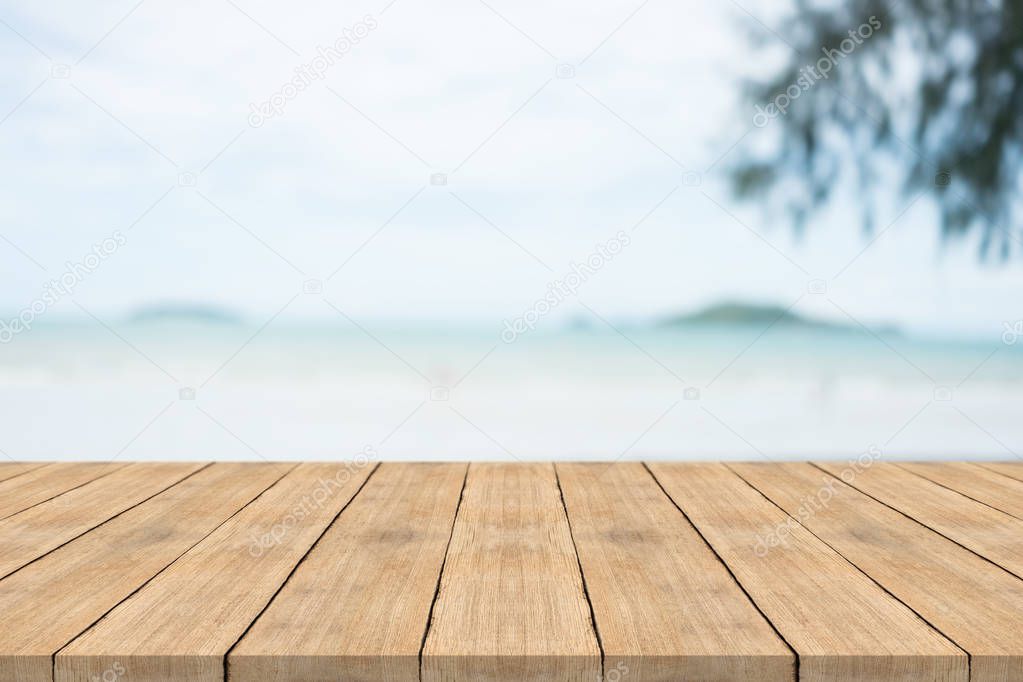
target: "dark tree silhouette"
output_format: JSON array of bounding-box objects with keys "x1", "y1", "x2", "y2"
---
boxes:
[{"x1": 731, "y1": 0, "x2": 1023, "y2": 257}]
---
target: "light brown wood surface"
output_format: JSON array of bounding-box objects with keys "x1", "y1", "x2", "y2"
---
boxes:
[
  {"x1": 421, "y1": 463, "x2": 601, "y2": 682},
  {"x1": 56, "y1": 462, "x2": 374, "y2": 682},
  {"x1": 557, "y1": 463, "x2": 794, "y2": 681},
  {"x1": 977, "y1": 461, "x2": 1023, "y2": 483},
  {"x1": 0, "y1": 462, "x2": 205, "y2": 579},
  {"x1": 0, "y1": 462, "x2": 46, "y2": 483},
  {"x1": 647, "y1": 463, "x2": 967, "y2": 682},
  {"x1": 816, "y1": 461, "x2": 1023, "y2": 578},
  {"x1": 231, "y1": 462, "x2": 467, "y2": 682},
  {"x1": 0, "y1": 463, "x2": 289, "y2": 682},
  {"x1": 897, "y1": 461, "x2": 1023, "y2": 519},
  {"x1": 2, "y1": 462, "x2": 1023, "y2": 681},
  {"x1": 732, "y1": 461, "x2": 1023, "y2": 682},
  {"x1": 0, "y1": 462, "x2": 124, "y2": 521}
]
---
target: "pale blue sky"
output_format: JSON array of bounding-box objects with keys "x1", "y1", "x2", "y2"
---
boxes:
[{"x1": 2, "y1": 0, "x2": 1021, "y2": 338}]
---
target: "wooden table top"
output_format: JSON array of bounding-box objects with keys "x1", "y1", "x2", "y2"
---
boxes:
[{"x1": 0, "y1": 460, "x2": 1021, "y2": 681}]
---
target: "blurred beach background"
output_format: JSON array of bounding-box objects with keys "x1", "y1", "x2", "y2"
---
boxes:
[{"x1": 1, "y1": 0, "x2": 1021, "y2": 460}]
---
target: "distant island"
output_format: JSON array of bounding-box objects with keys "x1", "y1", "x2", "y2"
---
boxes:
[
  {"x1": 659, "y1": 302, "x2": 898, "y2": 335},
  {"x1": 127, "y1": 304, "x2": 243, "y2": 325}
]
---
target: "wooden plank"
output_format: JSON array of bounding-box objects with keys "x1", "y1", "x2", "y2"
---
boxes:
[
  {"x1": 975, "y1": 461, "x2": 1023, "y2": 484},
  {"x1": 0, "y1": 462, "x2": 290, "y2": 682},
  {"x1": 557, "y1": 463, "x2": 794, "y2": 681},
  {"x1": 0, "y1": 462, "x2": 46, "y2": 484},
  {"x1": 0, "y1": 462, "x2": 125, "y2": 520},
  {"x1": 647, "y1": 463, "x2": 967, "y2": 682},
  {"x1": 733, "y1": 462, "x2": 1023, "y2": 682},
  {"x1": 817, "y1": 461, "x2": 1023, "y2": 578},
  {"x1": 230, "y1": 462, "x2": 466, "y2": 682},
  {"x1": 897, "y1": 461, "x2": 1023, "y2": 520},
  {"x1": 421, "y1": 463, "x2": 601, "y2": 682},
  {"x1": 0, "y1": 462, "x2": 205, "y2": 579},
  {"x1": 57, "y1": 462, "x2": 374, "y2": 682}
]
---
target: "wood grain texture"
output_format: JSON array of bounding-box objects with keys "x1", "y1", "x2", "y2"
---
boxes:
[
  {"x1": 897, "y1": 461, "x2": 1023, "y2": 520},
  {"x1": 0, "y1": 462, "x2": 205, "y2": 579},
  {"x1": 0, "y1": 463, "x2": 289, "y2": 682},
  {"x1": 557, "y1": 463, "x2": 794, "y2": 682},
  {"x1": 817, "y1": 461, "x2": 1023, "y2": 578},
  {"x1": 733, "y1": 461, "x2": 1023, "y2": 682},
  {"x1": 421, "y1": 463, "x2": 601, "y2": 682},
  {"x1": 230, "y1": 463, "x2": 467, "y2": 682},
  {"x1": 1, "y1": 462, "x2": 1020, "y2": 680},
  {"x1": 0, "y1": 462, "x2": 125, "y2": 520},
  {"x1": 647, "y1": 463, "x2": 967, "y2": 682},
  {"x1": 977, "y1": 461, "x2": 1023, "y2": 483},
  {"x1": 57, "y1": 462, "x2": 374, "y2": 682},
  {"x1": 0, "y1": 462, "x2": 46, "y2": 484}
]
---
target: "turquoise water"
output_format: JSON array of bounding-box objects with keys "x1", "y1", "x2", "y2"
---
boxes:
[
  {"x1": 5, "y1": 319, "x2": 1019, "y2": 380},
  {"x1": 1, "y1": 319, "x2": 1021, "y2": 460}
]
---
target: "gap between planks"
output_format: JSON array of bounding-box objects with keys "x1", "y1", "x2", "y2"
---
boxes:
[{"x1": 2, "y1": 463, "x2": 1021, "y2": 681}]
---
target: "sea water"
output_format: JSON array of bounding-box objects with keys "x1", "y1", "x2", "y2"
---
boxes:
[{"x1": 1, "y1": 319, "x2": 1020, "y2": 461}]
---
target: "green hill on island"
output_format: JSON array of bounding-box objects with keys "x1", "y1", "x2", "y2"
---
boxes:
[
  {"x1": 127, "y1": 304, "x2": 244, "y2": 325},
  {"x1": 660, "y1": 302, "x2": 895, "y2": 334}
]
